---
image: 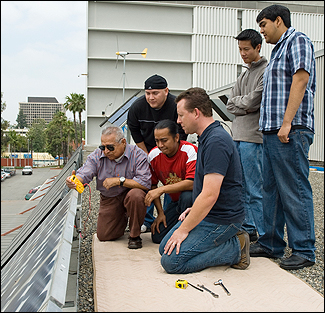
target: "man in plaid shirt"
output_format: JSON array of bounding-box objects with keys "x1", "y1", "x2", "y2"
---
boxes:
[{"x1": 250, "y1": 4, "x2": 316, "y2": 270}]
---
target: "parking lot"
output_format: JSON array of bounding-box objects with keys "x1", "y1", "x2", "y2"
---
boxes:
[
  {"x1": 1, "y1": 167, "x2": 62, "y2": 201},
  {"x1": 1, "y1": 167, "x2": 63, "y2": 256}
]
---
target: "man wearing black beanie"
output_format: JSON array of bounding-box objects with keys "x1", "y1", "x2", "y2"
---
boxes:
[{"x1": 127, "y1": 74, "x2": 187, "y2": 232}]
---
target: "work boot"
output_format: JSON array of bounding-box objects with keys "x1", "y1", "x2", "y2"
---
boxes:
[
  {"x1": 128, "y1": 236, "x2": 142, "y2": 249},
  {"x1": 231, "y1": 231, "x2": 250, "y2": 270}
]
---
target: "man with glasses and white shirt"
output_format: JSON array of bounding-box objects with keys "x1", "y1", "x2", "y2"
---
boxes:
[{"x1": 65, "y1": 125, "x2": 151, "y2": 249}]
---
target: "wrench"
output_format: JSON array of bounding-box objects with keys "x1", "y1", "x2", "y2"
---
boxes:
[
  {"x1": 197, "y1": 284, "x2": 219, "y2": 298},
  {"x1": 214, "y1": 279, "x2": 231, "y2": 296}
]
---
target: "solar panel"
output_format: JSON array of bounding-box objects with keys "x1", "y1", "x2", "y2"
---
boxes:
[
  {"x1": 1, "y1": 190, "x2": 78, "y2": 312},
  {"x1": 99, "y1": 90, "x2": 141, "y2": 128},
  {"x1": 1, "y1": 146, "x2": 83, "y2": 268},
  {"x1": 1, "y1": 146, "x2": 83, "y2": 312},
  {"x1": 210, "y1": 97, "x2": 234, "y2": 122}
]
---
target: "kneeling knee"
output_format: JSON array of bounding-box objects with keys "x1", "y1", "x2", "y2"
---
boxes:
[
  {"x1": 152, "y1": 233, "x2": 163, "y2": 244},
  {"x1": 160, "y1": 254, "x2": 179, "y2": 274}
]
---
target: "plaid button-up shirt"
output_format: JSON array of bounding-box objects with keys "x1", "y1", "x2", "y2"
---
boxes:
[{"x1": 259, "y1": 27, "x2": 316, "y2": 133}]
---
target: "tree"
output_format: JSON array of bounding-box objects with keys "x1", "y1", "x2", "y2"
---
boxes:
[
  {"x1": 1, "y1": 92, "x2": 10, "y2": 153},
  {"x1": 65, "y1": 120, "x2": 75, "y2": 158},
  {"x1": 64, "y1": 93, "x2": 85, "y2": 148},
  {"x1": 45, "y1": 111, "x2": 70, "y2": 166},
  {"x1": 28, "y1": 119, "x2": 47, "y2": 152},
  {"x1": 7, "y1": 130, "x2": 19, "y2": 152},
  {"x1": 16, "y1": 109, "x2": 28, "y2": 129},
  {"x1": 6, "y1": 130, "x2": 27, "y2": 165},
  {"x1": 76, "y1": 94, "x2": 86, "y2": 146}
]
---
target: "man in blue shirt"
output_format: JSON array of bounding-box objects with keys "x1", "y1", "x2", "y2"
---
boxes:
[
  {"x1": 159, "y1": 87, "x2": 248, "y2": 274},
  {"x1": 250, "y1": 4, "x2": 316, "y2": 270}
]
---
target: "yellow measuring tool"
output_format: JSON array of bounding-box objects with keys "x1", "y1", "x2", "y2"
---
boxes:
[
  {"x1": 175, "y1": 279, "x2": 203, "y2": 291},
  {"x1": 70, "y1": 175, "x2": 84, "y2": 194}
]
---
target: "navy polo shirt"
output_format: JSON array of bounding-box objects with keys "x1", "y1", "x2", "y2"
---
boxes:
[{"x1": 193, "y1": 121, "x2": 244, "y2": 224}]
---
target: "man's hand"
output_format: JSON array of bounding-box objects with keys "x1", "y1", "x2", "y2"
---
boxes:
[
  {"x1": 178, "y1": 207, "x2": 191, "y2": 221},
  {"x1": 164, "y1": 227, "x2": 189, "y2": 255},
  {"x1": 151, "y1": 213, "x2": 167, "y2": 235},
  {"x1": 103, "y1": 177, "x2": 119, "y2": 190},
  {"x1": 277, "y1": 123, "x2": 291, "y2": 143},
  {"x1": 66, "y1": 170, "x2": 76, "y2": 189},
  {"x1": 279, "y1": 69, "x2": 309, "y2": 144},
  {"x1": 144, "y1": 188, "x2": 163, "y2": 206}
]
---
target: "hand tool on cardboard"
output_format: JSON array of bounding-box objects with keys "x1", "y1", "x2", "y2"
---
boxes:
[
  {"x1": 214, "y1": 279, "x2": 231, "y2": 296},
  {"x1": 197, "y1": 284, "x2": 219, "y2": 298}
]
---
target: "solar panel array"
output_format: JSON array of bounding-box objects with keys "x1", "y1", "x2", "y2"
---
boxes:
[
  {"x1": 1, "y1": 146, "x2": 83, "y2": 312},
  {"x1": 99, "y1": 90, "x2": 141, "y2": 128}
]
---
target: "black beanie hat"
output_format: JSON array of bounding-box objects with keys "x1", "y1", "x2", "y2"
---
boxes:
[{"x1": 144, "y1": 74, "x2": 168, "y2": 90}]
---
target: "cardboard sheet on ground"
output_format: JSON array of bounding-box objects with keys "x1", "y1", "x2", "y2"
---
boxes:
[{"x1": 93, "y1": 233, "x2": 324, "y2": 312}]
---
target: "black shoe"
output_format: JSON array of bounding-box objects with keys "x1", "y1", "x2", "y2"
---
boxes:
[
  {"x1": 231, "y1": 231, "x2": 250, "y2": 270},
  {"x1": 280, "y1": 254, "x2": 315, "y2": 270},
  {"x1": 128, "y1": 236, "x2": 142, "y2": 249},
  {"x1": 249, "y1": 230, "x2": 258, "y2": 242},
  {"x1": 250, "y1": 242, "x2": 278, "y2": 258}
]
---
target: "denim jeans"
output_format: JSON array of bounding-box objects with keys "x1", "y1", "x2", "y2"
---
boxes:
[
  {"x1": 235, "y1": 141, "x2": 264, "y2": 237},
  {"x1": 258, "y1": 129, "x2": 316, "y2": 262},
  {"x1": 144, "y1": 194, "x2": 172, "y2": 228},
  {"x1": 159, "y1": 220, "x2": 242, "y2": 274},
  {"x1": 152, "y1": 191, "x2": 193, "y2": 244}
]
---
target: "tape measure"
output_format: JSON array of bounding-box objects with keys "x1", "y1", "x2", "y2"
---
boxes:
[
  {"x1": 70, "y1": 175, "x2": 85, "y2": 194},
  {"x1": 175, "y1": 279, "x2": 188, "y2": 289}
]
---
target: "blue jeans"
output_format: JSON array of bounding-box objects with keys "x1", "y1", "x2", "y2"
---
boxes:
[
  {"x1": 235, "y1": 141, "x2": 264, "y2": 237},
  {"x1": 144, "y1": 194, "x2": 172, "y2": 228},
  {"x1": 152, "y1": 191, "x2": 193, "y2": 244},
  {"x1": 159, "y1": 220, "x2": 242, "y2": 274},
  {"x1": 258, "y1": 130, "x2": 315, "y2": 262}
]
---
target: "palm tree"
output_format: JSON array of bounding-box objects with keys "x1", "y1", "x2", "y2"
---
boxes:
[
  {"x1": 64, "y1": 93, "x2": 85, "y2": 148},
  {"x1": 6, "y1": 130, "x2": 25, "y2": 167},
  {"x1": 64, "y1": 94, "x2": 79, "y2": 147}
]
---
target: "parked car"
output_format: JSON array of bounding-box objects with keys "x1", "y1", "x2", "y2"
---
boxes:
[
  {"x1": 25, "y1": 185, "x2": 41, "y2": 200},
  {"x1": 28, "y1": 185, "x2": 41, "y2": 194},
  {"x1": 3, "y1": 166, "x2": 16, "y2": 176},
  {"x1": 1, "y1": 169, "x2": 11, "y2": 178},
  {"x1": 1, "y1": 171, "x2": 6, "y2": 181},
  {"x1": 22, "y1": 166, "x2": 33, "y2": 175}
]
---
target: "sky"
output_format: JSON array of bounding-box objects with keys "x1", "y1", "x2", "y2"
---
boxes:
[{"x1": 1, "y1": 1, "x2": 87, "y2": 125}]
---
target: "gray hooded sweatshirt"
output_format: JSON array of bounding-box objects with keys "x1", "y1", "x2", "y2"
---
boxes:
[{"x1": 226, "y1": 56, "x2": 268, "y2": 143}]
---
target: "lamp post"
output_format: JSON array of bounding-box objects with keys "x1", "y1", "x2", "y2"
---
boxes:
[{"x1": 115, "y1": 48, "x2": 147, "y2": 142}]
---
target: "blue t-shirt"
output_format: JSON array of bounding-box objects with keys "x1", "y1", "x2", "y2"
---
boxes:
[{"x1": 193, "y1": 121, "x2": 244, "y2": 224}]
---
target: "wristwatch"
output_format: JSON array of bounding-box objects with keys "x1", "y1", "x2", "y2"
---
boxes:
[{"x1": 119, "y1": 176, "x2": 126, "y2": 186}]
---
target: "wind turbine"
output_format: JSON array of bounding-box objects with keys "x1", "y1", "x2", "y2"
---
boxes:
[{"x1": 115, "y1": 48, "x2": 148, "y2": 103}]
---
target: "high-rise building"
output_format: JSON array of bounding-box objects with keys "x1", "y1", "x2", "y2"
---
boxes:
[{"x1": 19, "y1": 97, "x2": 65, "y2": 127}]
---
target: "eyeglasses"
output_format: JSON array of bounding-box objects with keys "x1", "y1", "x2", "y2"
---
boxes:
[
  {"x1": 99, "y1": 144, "x2": 116, "y2": 151},
  {"x1": 99, "y1": 138, "x2": 123, "y2": 151}
]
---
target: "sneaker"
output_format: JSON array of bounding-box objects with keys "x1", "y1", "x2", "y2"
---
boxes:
[
  {"x1": 231, "y1": 231, "x2": 250, "y2": 270},
  {"x1": 141, "y1": 224, "x2": 151, "y2": 233},
  {"x1": 128, "y1": 236, "x2": 142, "y2": 249}
]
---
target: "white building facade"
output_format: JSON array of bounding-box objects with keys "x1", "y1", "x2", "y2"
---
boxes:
[{"x1": 86, "y1": 1, "x2": 324, "y2": 161}]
